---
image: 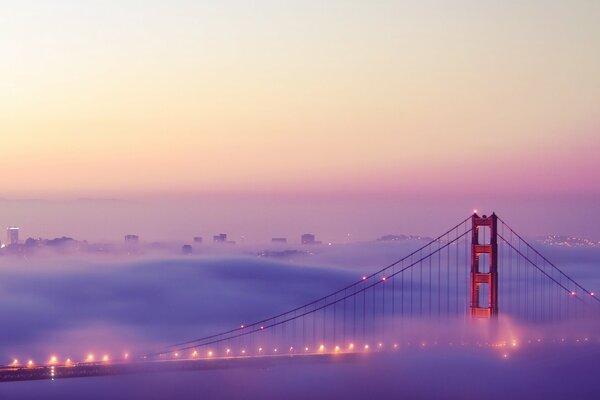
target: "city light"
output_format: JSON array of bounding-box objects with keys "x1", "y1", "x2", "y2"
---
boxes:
[
  {"x1": 364, "y1": 344, "x2": 369, "y2": 350},
  {"x1": 349, "y1": 343, "x2": 354, "y2": 350},
  {"x1": 571, "y1": 291, "x2": 576, "y2": 296},
  {"x1": 12, "y1": 359, "x2": 18, "y2": 366},
  {"x1": 208, "y1": 351, "x2": 213, "y2": 357},
  {"x1": 226, "y1": 349, "x2": 231, "y2": 355},
  {"x1": 334, "y1": 346, "x2": 340, "y2": 352},
  {"x1": 362, "y1": 276, "x2": 367, "y2": 280},
  {"x1": 192, "y1": 350, "x2": 198, "y2": 357},
  {"x1": 27, "y1": 360, "x2": 33, "y2": 367},
  {"x1": 49, "y1": 356, "x2": 57, "y2": 364},
  {"x1": 258, "y1": 348, "x2": 262, "y2": 353},
  {"x1": 124, "y1": 353, "x2": 129, "y2": 360},
  {"x1": 319, "y1": 344, "x2": 325, "y2": 352},
  {"x1": 102, "y1": 355, "x2": 109, "y2": 362},
  {"x1": 86, "y1": 354, "x2": 94, "y2": 362}
]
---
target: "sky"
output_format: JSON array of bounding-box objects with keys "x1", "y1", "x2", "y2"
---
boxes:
[{"x1": 1, "y1": 1, "x2": 599, "y2": 240}]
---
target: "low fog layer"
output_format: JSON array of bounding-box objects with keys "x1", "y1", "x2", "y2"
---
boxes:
[{"x1": 0, "y1": 242, "x2": 598, "y2": 398}]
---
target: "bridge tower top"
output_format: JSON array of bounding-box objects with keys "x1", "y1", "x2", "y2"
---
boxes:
[{"x1": 470, "y1": 212, "x2": 498, "y2": 318}]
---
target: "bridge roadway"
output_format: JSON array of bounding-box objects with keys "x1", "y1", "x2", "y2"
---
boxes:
[{"x1": 0, "y1": 352, "x2": 360, "y2": 383}]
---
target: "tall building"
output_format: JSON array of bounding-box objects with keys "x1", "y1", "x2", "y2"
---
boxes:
[
  {"x1": 213, "y1": 233, "x2": 227, "y2": 243},
  {"x1": 7, "y1": 227, "x2": 19, "y2": 246},
  {"x1": 301, "y1": 233, "x2": 320, "y2": 245},
  {"x1": 124, "y1": 234, "x2": 139, "y2": 243}
]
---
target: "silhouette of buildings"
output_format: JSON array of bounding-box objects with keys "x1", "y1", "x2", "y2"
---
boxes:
[
  {"x1": 272, "y1": 238, "x2": 287, "y2": 244},
  {"x1": 124, "y1": 234, "x2": 139, "y2": 243},
  {"x1": 301, "y1": 234, "x2": 321, "y2": 245},
  {"x1": 193, "y1": 237, "x2": 203, "y2": 243},
  {"x1": 7, "y1": 227, "x2": 19, "y2": 246},
  {"x1": 213, "y1": 233, "x2": 227, "y2": 243}
]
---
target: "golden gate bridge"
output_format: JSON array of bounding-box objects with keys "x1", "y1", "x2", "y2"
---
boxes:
[{"x1": 1, "y1": 212, "x2": 598, "y2": 382}]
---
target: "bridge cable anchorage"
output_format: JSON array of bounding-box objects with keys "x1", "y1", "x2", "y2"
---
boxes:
[
  {"x1": 497, "y1": 217, "x2": 600, "y2": 304},
  {"x1": 142, "y1": 228, "x2": 472, "y2": 358},
  {"x1": 150, "y1": 216, "x2": 473, "y2": 354}
]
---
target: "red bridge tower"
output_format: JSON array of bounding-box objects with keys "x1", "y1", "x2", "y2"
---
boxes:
[{"x1": 470, "y1": 213, "x2": 498, "y2": 318}]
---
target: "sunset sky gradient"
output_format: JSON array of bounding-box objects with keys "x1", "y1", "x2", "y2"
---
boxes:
[{"x1": 1, "y1": 1, "x2": 599, "y2": 240}]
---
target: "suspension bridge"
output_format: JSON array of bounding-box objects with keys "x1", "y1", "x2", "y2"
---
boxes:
[{"x1": 1, "y1": 212, "x2": 598, "y2": 382}]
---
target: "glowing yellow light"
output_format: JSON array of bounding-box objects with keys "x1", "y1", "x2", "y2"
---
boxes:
[
  {"x1": 102, "y1": 355, "x2": 109, "y2": 362},
  {"x1": 258, "y1": 347, "x2": 263, "y2": 352},
  {"x1": 208, "y1": 351, "x2": 213, "y2": 357},
  {"x1": 27, "y1": 360, "x2": 34, "y2": 367},
  {"x1": 334, "y1": 346, "x2": 340, "y2": 352},
  {"x1": 86, "y1": 354, "x2": 94, "y2": 362},
  {"x1": 50, "y1": 356, "x2": 57, "y2": 364},
  {"x1": 511, "y1": 340, "x2": 518, "y2": 347},
  {"x1": 319, "y1": 344, "x2": 325, "y2": 351},
  {"x1": 174, "y1": 352, "x2": 179, "y2": 357},
  {"x1": 274, "y1": 348, "x2": 278, "y2": 352},
  {"x1": 226, "y1": 349, "x2": 231, "y2": 354},
  {"x1": 349, "y1": 343, "x2": 354, "y2": 350},
  {"x1": 192, "y1": 350, "x2": 198, "y2": 357},
  {"x1": 65, "y1": 358, "x2": 72, "y2": 366},
  {"x1": 364, "y1": 344, "x2": 369, "y2": 350},
  {"x1": 12, "y1": 359, "x2": 18, "y2": 365},
  {"x1": 305, "y1": 347, "x2": 309, "y2": 352},
  {"x1": 241, "y1": 350, "x2": 246, "y2": 354}
]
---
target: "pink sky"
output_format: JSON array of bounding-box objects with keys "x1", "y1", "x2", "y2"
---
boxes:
[{"x1": 1, "y1": 1, "x2": 599, "y2": 240}]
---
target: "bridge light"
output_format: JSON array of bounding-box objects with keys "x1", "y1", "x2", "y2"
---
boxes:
[
  {"x1": 86, "y1": 354, "x2": 94, "y2": 362},
  {"x1": 319, "y1": 344, "x2": 325, "y2": 352},
  {"x1": 511, "y1": 340, "x2": 518, "y2": 347},
  {"x1": 334, "y1": 346, "x2": 340, "y2": 352},
  {"x1": 240, "y1": 325, "x2": 244, "y2": 329},
  {"x1": 65, "y1": 358, "x2": 72, "y2": 366},
  {"x1": 274, "y1": 348, "x2": 278, "y2": 353},
  {"x1": 364, "y1": 344, "x2": 369, "y2": 350},
  {"x1": 349, "y1": 343, "x2": 354, "y2": 350},
  {"x1": 208, "y1": 351, "x2": 213, "y2": 357},
  {"x1": 226, "y1": 349, "x2": 231, "y2": 355},
  {"x1": 591, "y1": 292, "x2": 595, "y2": 296},
  {"x1": 378, "y1": 343, "x2": 383, "y2": 348},
  {"x1": 473, "y1": 209, "x2": 478, "y2": 214},
  {"x1": 258, "y1": 348, "x2": 262, "y2": 353},
  {"x1": 124, "y1": 353, "x2": 129, "y2": 360},
  {"x1": 571, "y1": 291, "x2": 576, "y2": 296},
  {"x1": 241, "y1": 350, "x2": 246, "y2": 354},
  {"x1": 362, "y1": 276, "x2": 367, "y2": 280},
  {"x1": 289, "y1": 346, "x2": 294, "y2": 352},
  {"x1": 27, "y1": 360, "x2": 34, "y2": 367},
  {"x1": 49, "y1": 356, "x2": 57, "y2": 364},
  {"x1": 102, "y1": 355, "x2": 109, "y2": 362},
  {"x1": 304, "y1": 347, "x2": 309, "y2": 352},
  {"x1": 382, "y1": 277, "x2": 387, "y2": 281},
  {"x1": 12, "y1": 359, "x2": 18, "y2": 365},
  {"x1": 174, "y1": 352, "x2": 179, "y2": 358},
  {"x1": 192, "y1": 350, "x2": 198, "y2": 357},
  {"x1": 260, "y1": 326, "x2": 264, "y2": 330}
]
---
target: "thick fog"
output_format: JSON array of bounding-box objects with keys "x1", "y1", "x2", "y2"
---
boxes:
[{"x1": 0, "y1": 241, "x2": 598, "y2": 399}]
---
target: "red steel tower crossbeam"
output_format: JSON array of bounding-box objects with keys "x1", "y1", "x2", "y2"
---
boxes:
[{"x1": 470, "y1": 213, "x2": 498, "y2": 318}]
